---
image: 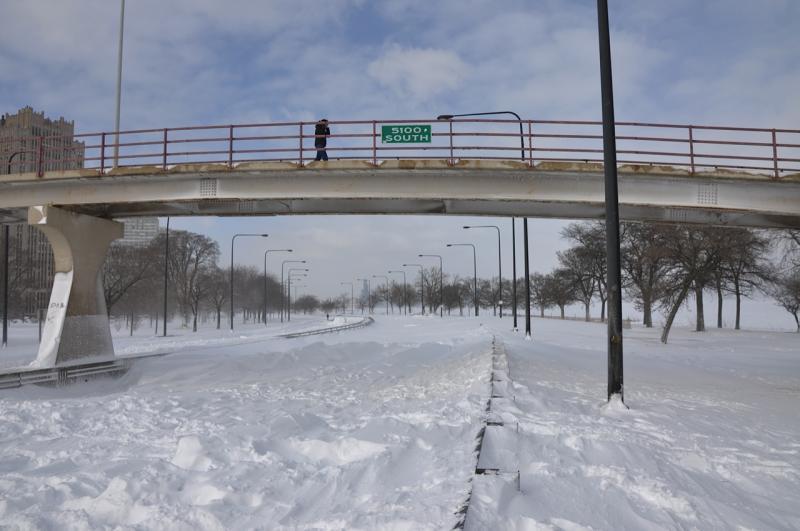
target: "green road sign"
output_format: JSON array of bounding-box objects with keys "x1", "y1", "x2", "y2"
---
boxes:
[{"x1": 381, "y1": 125, "x2": 432, "y2": 143}]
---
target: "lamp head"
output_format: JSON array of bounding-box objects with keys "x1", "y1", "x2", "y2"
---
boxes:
[
  {"x1": 437, "y1": 114, "x2": 454, "y2": 120},
  {"x1": 463, "y1": 226, "x2": 471, "y2": 229}
]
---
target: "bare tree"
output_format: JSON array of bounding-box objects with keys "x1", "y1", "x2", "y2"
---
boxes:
[
  {"x1": 103, "y1": 241, "x2": 159, "y2": 313},
  {"x1": 558, "y1": 247, "x2": 595, "y2": 321},
  {"x1": 529, "y1": 273, "x2": 549, "y2": 317},
  {"x1": 659, "y1": 227, "x2": 724, "y2": 343},
  {"x1": 718, "y1": 229, "x2": 773, "y2": 330},
  {"x1": 543, "y1": 269, "x2": 576, "y2": 320},
  {"x1": 206, "y1": 266, "x2": 228, "y2": 329},
  {"x1": 167, "y1": 230, "x2": 219, "y2": 328},
  {"x1": 562, "y1": 222, "x2": 607, "y2": 319},
  {"x1": 772, "y1": 273, "x2": 800, "y2": 332},
  {"x1": 621, "y1": 223, "x2": 671, "y2": 327}
]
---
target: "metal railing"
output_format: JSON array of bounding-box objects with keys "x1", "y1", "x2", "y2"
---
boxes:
[
  {"x1": 276, "y1": 316, "x2": 374, "y2": 338},
  {"x1": 3, "y1": 118, "x2": 799, "y2": 178}
]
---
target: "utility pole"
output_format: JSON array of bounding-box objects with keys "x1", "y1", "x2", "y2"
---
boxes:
[{"x1": 597, "y1": 0, "x2": 624, "y2": 402}]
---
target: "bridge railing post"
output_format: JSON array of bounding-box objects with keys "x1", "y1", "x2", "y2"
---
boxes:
[
  {"x1": 36, "y1": 136, "x2": 44, "y2": 177},
  {"x1": 372, "y1": 121, "x2": 377, "y2": 165},
  {"x1": 448, "y1": 120, "x2": 454, "y2": 164},
  {"x1": 162, "y1": 129, "x2": 168, "y2": 170},
  {"x1": 228, "y1": 125, "x2": 234, "y2": 168},
  {"x1": 100, "y1": 133, "x2": 106, "y2": 174},
  {"x1": 528, "y1": 121, "x2": 534, "y2": 167},
  {"x1": 298, "y1": 122, "x2": 304, "y2": 166},
  {"x1": 688, "y1": 125, "x2": 695, "y2": 175},
  {"x1": 772, "y1": 129, "x2": 779, "y2": 179}
]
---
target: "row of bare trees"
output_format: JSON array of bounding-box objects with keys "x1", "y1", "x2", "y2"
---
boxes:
[{"x1": 522, "y1": 222, "x2": 799, "y2": 342}]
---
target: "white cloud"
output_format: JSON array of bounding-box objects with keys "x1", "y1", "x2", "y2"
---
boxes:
[{"x1": 367, "y1": 46, "x2": 469, "y2": 102}]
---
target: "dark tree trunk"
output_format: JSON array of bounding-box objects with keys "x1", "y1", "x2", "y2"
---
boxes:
[
  {"x1": 559, "y1": 304, "x2": 565, "y2": 319},
  {"x1": 192, "y1": 311, "x2": 198, "y2": 332},
  {"x1": 695, "y1": 283, "x2": 705, "y2": 332},
  {"x1": 540, "y1": 306, "x2": 545, "y2": 318},
  {"x1": 734, "y1": 282, "x2": 742, "y2": 330},
  {"x1": 600, "y1": 297, "x2": 606, "y2": 322},
  {"x1": 584, "y1": 301, "x2": 591, "y2": 322},
  {"x1": 216, "y1": 308, "x2": 221, "y2": 329},
  {"x1": 661, "y1": 281, "x2": 692, "y2": 344},
  {"x1": 642, "y1": 296, "x2": 653, "y2": 328},
  {"x1": 716, "y1": 277, "x2": 723, "y2": 329}
]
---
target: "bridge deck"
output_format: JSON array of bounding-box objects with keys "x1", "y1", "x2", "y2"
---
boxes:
[{"x1": 1, "y1": 160, "x2": 799, "y2": 228}]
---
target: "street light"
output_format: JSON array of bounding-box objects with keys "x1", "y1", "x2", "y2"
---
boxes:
[
  {"x1": 230, "y1": 233, "x2": 268, "y2": 330},
  {"x1": 372, "y1": 275, "x2": 389, "y2": 315},
  {"x1": 511, "y1": 218, "x2": 518, "y2": 331},
  {"x1": 597, "y1": 0, "x2": 624, "y2": 402},
  {"x1": 264, "y1": 249, "x2": 292, "y2": 325},
  {"x1": 162, "y1": 217, "x2": 169, "y2": 337},
  {"x1": 402, "y1": 264, "x2": 424, "y2": 315},
  {"x1": 287, "y1": 269, "x2": 309, "y2": 321},
  {"x1": 464, "y1": 225, "x2": 502, "y2": 318},
  {"x1": 418, "y1": 254, "x2": 443, "y2": 317},
  {"x1": 281, "y1": 259, "x2": 306, "y2": 322},
  {"x1": 340, "y1": 282, "x2": 354, "y2": 314},
  {"x1": 436, "y1": 111, "x2": 525, "y2": 161},
  {"x1": 447, "y1": 243, "x2": 478, "y2": 316},
  {"x1": 355, "y1": 278, "x2": 371, "y2": 314},
  {"x1": 113, "y1": 0, "x2": 126, "y2": 168},
  {"x1": 388, "y1": 270, "x2": 407, "y2": 316}
]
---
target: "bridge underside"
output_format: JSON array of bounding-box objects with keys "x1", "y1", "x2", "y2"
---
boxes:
[{"x1": 1, "y1": 161, "x2": 799, "y2": 228}]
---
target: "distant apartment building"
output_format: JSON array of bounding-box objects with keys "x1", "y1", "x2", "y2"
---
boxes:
[
  {"x1": 1, "y1": 106, "x2": 85, "y2": 175},
  {"x1": 116, "y1": 217, "x2": 160, "y2": 247}
]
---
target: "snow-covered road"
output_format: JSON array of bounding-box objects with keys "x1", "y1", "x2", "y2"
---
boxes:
[
  {"x1": 1, "y1": 316, "x2": 799, "y2": 530},
  {"x1": 0, "y1": 317, "x2": 493, "y2": 529}
]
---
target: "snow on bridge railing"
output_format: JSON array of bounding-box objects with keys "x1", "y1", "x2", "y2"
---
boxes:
[{"x1": 3, "y1": 118, "x2": 799, "y2": 179}]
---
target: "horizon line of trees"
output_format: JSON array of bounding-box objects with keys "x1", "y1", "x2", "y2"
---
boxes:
[{"x1": 2, "y1": 223, "x2": 799, "y2": 340}]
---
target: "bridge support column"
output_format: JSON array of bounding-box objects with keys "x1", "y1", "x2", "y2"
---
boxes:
[{"x1": 28, "y1": 206, "x2": 123, "y2": 367}]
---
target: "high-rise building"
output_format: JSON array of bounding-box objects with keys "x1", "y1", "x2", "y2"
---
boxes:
[
  {"x1": 0, "y1": 106, "x2": 85, "y2": 175},
  {"x1": 1, "y1": 106, "x2": 85, "y2": 317}
]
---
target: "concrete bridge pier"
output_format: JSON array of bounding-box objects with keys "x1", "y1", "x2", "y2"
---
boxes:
[{"x1": 28, "y1": 206, "x2": 123, "y2": 368}]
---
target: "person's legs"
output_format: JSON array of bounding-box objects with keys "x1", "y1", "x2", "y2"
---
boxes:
[
  {"x1": 315, "y1": 150, "x2": 322, "y2": 161},
  {"x1": 320, "y1": 150, "x2": 328, "y2": 161}
]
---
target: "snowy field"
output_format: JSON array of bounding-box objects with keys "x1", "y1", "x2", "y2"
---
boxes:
[{"x1": 0, "y1": 315, "x2": 799, "y2": 529}]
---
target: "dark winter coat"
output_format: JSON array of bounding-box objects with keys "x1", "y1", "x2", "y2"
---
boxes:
[{"x1": 314, "y1": 123, "x2": 330, "y2": 148}]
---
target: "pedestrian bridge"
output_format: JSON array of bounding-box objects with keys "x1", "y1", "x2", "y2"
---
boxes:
[{"x1": 1, "y1": 117, "x2": 798, "y2": 370}]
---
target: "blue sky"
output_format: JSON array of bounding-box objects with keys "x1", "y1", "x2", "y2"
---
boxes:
[{"x1": 2, "y1": 0, "x2": 798, "y2": 314}]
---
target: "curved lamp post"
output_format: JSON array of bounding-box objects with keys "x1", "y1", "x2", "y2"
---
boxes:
[
  {"x1": 447, "y1": 243, "x2": 478, "y2": 316},
  {"x1": 287, "y1": 269, "x2": 309, "y2": 321},
  {"x1": 402, "y1": 264, "x2": 424, "y2": 315},
  {"x1": 264, "y1": 249, "x2": 292, "y2": 325},
  {"x1": 230, "y1": 233, "x2": 268, "y2": 330},
  {"x1": 388, "y1": 270, "x2": 407, "y2": 316},
  {"x1": 281, "y1": 259, "x2": 306, "y2": 322},
  {"x1": 418, "y1": 254, "x2": 443, "y2": 317},
  {"x1": 464, "y1": 225, "x2": 502, "y2": 318}
]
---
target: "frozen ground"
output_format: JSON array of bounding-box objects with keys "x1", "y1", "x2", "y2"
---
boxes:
[{"x1": 0, "y1": 315, "x2": 798, "y2": 529}]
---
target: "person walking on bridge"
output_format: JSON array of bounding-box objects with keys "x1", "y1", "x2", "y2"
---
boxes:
[{"x1": 314, "y1": 119, "x2": 330, "y2": 161}]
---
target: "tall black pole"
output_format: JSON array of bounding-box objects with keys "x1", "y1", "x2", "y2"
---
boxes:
[
  {"x1": 2, "y1": 224, "x2": 9, "y2": 348},
  {"x1": 512, "y1": 218, "x2": 518, "y2": 331},
  {"x1": 162, "y1": 217, "x2": 169, "y2": 337},
  {"x1": 523, "y1": 218, "x2": 531, "y2": 338},
  {"x1": 597, "y1": 0, "x2": 624, "y2": 402}
]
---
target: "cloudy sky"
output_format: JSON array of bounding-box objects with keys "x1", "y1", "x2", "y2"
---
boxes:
[{"x1": 2, "y1": 0, "x2": 798, "y2": 308}]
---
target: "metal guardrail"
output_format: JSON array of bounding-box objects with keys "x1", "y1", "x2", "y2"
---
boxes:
[
  {"x1": 0, "y1": 351, "x2": 170, "y2": 390},
  {"x1": 276, "y1": 316, "x2": 374, "y2": 339},
  {"x1": 3, "y1": 118, "x2": 799, "y2": 178}
]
